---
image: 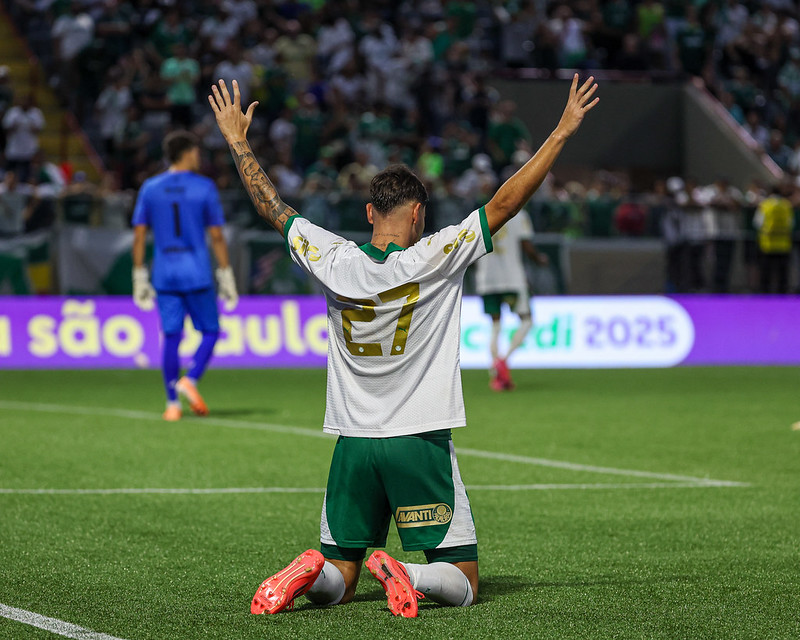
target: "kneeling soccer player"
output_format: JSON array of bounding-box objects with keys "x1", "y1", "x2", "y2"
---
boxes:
[
  {"x1": 208, "y1": 72, "x2": 598, "y2": 616},
  {"x1": 131, "y1": 131, "x2": 238, "y2": 421}
]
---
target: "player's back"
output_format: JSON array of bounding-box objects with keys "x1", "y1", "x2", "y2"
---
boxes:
[
  {"x1": 285, "y1": 207, "x2": 493, "y2": 437},
  {"x1": 133, "y1": 171, "x2": 225, "y2": 292}
]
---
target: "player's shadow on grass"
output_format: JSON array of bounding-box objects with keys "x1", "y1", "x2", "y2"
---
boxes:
[
  {"x1": 353, "y1": 576, "x2": 531, "y2": 607},
  {"x1": 200, "y1": 408, "x2": 278, "y2": 418},
  {"x1": 352, "y1": 588, "x2": 389, "y2": 604},
  {"x1": 531, "y1": 574, "x2": 695, "y2": 589},
  {"x1": 330, "y1": 574, "x2": 687, "y2": 609},
  {"x1": 475, "y1": 575, "x2": 530, "y2": 603}
]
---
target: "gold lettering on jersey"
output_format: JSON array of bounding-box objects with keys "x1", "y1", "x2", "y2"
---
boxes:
[
  {"x1": 377, "y1": 282, "x2": 419, "y2": 355},
  {"x1": 443, "y1": 228, "x2": 476, "y2": 255},
  {"x1": 337, "y1": 282, "x2": 420, "y2": 357},
  {"x1": 291, "y1": 235, "x2": 321, "y2": 262},
  {"x1": 395, "y1": 503, "x2": 453, "y2": 528},
  {"x1": 338, "y1": 297, "x2": 382, "y2": 356}
]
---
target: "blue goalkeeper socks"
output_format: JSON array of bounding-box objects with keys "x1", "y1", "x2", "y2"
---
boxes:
[
  {"x1": 187, "y1": 331, "x2": 218, "y2": 382},
  {"x1": 162, "y1": 333, "x2": 182, "y2": 402}
]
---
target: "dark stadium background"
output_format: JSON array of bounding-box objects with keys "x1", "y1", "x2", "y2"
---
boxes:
[{"x1": 0, "y1": 0, "x2": 797, "y2": 297}]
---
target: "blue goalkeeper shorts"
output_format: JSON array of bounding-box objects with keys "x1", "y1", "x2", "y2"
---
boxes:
[{"x1": 156, "y1": 288, "x2": 220, "y2": 335}]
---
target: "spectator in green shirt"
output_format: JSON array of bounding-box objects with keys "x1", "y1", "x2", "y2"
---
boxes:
[
  {"x1": 417, "y1": 137, "x2": 444, "y2": 183},
  {"x1": 637, "y1": 0, "x2": 665, "y2": 40},
  {"x1": 292, "y1": 94, "x2": 325, "y2": 171},
  {"x1": 160, "y1": 43, "x2": 200, "y2": 127},
  {"x1": 676, "y1": 6, "x2": 708, "y2": 77},
  {"x1": 446, "y1": 1, "x2": 476, "y2": 39},
  {"x1": 147, "y1": 8, "x2": 190, "y2": 63},
  {"x1": 488, "y1": 100, "x2": 531, "y2": 169}
]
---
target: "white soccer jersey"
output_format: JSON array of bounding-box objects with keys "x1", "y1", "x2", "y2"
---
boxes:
[
  {"x1": 285, "y1": 207, "x2": 493, "y2": 437},
  {"x1": 474, "y1": 209, "x2": 534, "y2": 294}
]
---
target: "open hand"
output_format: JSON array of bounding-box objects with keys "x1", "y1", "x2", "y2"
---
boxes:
[
  {"x1": 555, "y1": 74, "x2": 599, "y2": 139},
  {"x1": 208, "y1": 79, "x2": 258, "y2": 143}
]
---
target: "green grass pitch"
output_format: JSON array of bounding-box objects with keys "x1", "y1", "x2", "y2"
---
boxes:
[{"x1": 1, "y1": 367, "x2": 799, "y2": 639}]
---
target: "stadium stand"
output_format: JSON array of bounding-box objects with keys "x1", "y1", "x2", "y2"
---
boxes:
[{"x1": 0, "y1": 0, "x2": 799, "y2": 296}]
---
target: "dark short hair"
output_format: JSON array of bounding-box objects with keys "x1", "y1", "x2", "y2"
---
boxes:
[
  {"x1": 369, "y1": 164, "x2": 428, "y2": 215},
  {"x1": 163, "y1": 130, "x2": 199, "y2": 164}
]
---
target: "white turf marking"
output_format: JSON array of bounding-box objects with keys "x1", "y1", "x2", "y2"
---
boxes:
[
  {"x1": 0, "y1": 486, "x2": 326, "y2": 495},
  {"x1": 0, "y1": 603, "x2": 128, "y2": 640},
  {"x1": 0, "y1": 481, "x2": 748, "y2": 496},
  {"x1": 0, "y1": 400, "x2": 747, "y2": 488},
  {"x1": 0, "y1": 400, "x2": 328, "y2": 439},
  {"x1": 455, "y1": 447, "x2": 738, "y2": 485}
]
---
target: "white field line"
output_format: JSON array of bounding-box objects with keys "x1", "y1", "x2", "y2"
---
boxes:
[
  {"x1": 0, "y1": 400, "x2": 328, "y2": 439},
  {"x1": 0, "y1": 481, "x2": 748, "y2": 496},
  {"x1": 0, "y1": 400, "x2": 747, "y2": 487},
  {"x1": 468, "y1": 481, "x2": 749, "y2": 490},
  {"x1": 0, "y1": 487, "x2": 326, "y2": 495},
  {"x1": 0, "y1": 603, "x2": 128, "y2": 640},
  {"x1": 455, "y1": 447, "x2": 744, "y2": 485}
]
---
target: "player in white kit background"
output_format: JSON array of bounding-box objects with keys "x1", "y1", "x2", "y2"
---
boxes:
[
  {"x1": 207, "y1": 74, "x2": 598, "y2": 617},
  {"x1": 475, "y1": 208, "x2": 549, "y2": 391}
]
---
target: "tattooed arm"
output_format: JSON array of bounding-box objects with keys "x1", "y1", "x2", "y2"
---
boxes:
[
  {"x1": 208, "y1": 78, "x2": 296, "y2": 236},
  {"x1": 229, "y1": 139, "x2": 297, "y2": 234}
]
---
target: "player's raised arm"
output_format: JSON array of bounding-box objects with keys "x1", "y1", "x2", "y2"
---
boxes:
[
  {"x1": 208, "y1": 79, "x2": 297, "y2": 236},
  {"x1": 484, "y1": 74, "x2": 599, "y2": 235}
]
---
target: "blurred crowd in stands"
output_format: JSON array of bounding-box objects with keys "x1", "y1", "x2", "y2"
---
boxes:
[{"x1": 1, "y1": 0, "x2": 800, "y2": 294}]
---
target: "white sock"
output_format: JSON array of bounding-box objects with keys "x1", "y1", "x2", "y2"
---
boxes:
[
  {"x1": 505, "y1": 315, "x2": 532, "y2": 359},
  {"x1": 490, "y1": 318, "x2": 501, "y2": 361},
  {"x1": 305, "y1": 561, "x2": 345, "y2": 606},
  {"x1": 402, "y1": 562, "x2": 473, "y2": 607}
]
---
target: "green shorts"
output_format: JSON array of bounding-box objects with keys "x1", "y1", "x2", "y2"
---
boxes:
[
  {"x1": 482, "y1": 290, "x2": 530, "y2": 316},
  {"x1": 319, "y1": 430, "x2": 478, "y2": 563}
]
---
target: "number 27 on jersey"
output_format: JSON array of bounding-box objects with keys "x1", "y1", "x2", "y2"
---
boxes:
[{"x1": 337, "y1": 283, "x2": 420, "y2": 357}]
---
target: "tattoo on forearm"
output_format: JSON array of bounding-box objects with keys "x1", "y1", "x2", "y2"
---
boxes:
[{"x1": 229, "y1": 140, "x2": 297, "y2": 232}]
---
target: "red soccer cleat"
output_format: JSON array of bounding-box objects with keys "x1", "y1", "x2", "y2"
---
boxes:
[
  {"x1": 251, "y1": 549, "x2": 325, "y2": 615},
  {"x1": 366, "y1": 550, "x2": 424, "y2": 618},
  {"x1": 494, "y1": 358, "x2": 515, "y2": 390},
  {"x1": 176, "y1": 377, "x2": 209, "y2": 416}
]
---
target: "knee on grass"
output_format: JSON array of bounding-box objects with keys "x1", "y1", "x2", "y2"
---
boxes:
[{"x1": 403, "y1": 561, "x2": 475, "y2": 607}]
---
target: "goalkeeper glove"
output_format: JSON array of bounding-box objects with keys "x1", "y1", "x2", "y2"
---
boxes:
[
  {"x1": 132, "y1": 266, "x2": 156, "y2": 311},
  {"x1": 216, "y1": 265, "x2": 238, "y2": 311}
]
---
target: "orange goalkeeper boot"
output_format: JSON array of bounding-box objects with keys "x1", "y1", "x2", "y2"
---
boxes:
[
  {"x1": 162, "y1": 404, "x2": 182, "y2": 421},
  {"x1": 175, "y1": 376, "x2": 209, "y2": 416},
  {"x1": 251, "y1": 549, "x2": 325, "y2": 615},
  {"x1": 366, "y1": 550, "x2": 424, "y2": 618}
]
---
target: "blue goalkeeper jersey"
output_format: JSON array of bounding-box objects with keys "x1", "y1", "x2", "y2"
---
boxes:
[{"x1": 132, "y1": 170, "x2": 225, "y2": 292}]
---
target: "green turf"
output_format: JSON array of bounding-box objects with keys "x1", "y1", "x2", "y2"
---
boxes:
[{"x1": 1, "y1": 368, "x2": 798, "y2": 639}]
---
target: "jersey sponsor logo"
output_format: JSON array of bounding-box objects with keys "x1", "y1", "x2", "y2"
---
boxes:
[
  {"x1": 443, "y1": 229, "x2": 476, "y2": 255},
  {"x1": 395, "y1": 503, "x2": 453, "y2": 528},
  {"x1": 291, "y1": 235, "x2": 321, "y2": 262}
]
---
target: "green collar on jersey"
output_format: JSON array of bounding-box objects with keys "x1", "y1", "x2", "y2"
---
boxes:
[{"x1": 358, "y1": 242, "x2": 406, "y2": 261}]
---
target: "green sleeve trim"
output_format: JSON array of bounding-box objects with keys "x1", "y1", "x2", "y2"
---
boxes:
[
  {"x1": 478, "y1": 206, "x2": 493, "y2": 254},
  {"x1": 283, "y1": 215, "x2": 301, "y2": 254}
]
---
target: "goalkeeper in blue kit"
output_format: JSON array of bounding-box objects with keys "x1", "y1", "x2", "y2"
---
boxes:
[{"x1": 131, "y1": 131, "x2": 238, "y2": 421}]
